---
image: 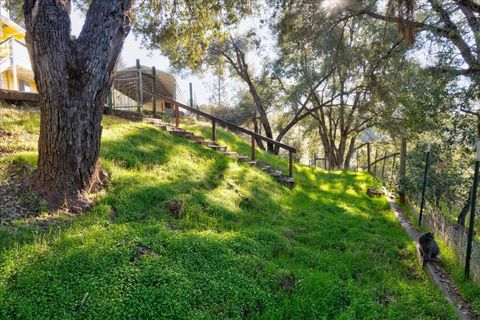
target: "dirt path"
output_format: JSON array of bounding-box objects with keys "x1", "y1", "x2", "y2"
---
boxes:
[{"x1": 383, "y1": 188, "x2": 476, "y2": 320}]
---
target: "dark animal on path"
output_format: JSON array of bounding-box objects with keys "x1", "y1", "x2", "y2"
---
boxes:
[
  {"x1": 367, "y1": 188, "x2": 383, "y2": 197},
  {"x1": 416, "y1": 232, "x2": 440, "y2": 268}
]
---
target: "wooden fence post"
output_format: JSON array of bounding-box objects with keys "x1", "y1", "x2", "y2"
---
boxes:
[
  {"x1": 175, "y1": 104, "x2": 179, "y2": 128},
  {"x1": 392, "y1": 154, "x2": 397, "y2": 174},
  {"x1": 289, "y1": 151, "x2": 293, "y2": 178},
  {"x1": 152, "y1": 66, "x2": 157, "y2": 116},
  {"x1": 251, "y1": 136, "x2": 255, "y2": 161},
  {"x1": 399, "y1": 137, "x2": 407, "y2": 204},
  {"x1": 418, "y1": 143, "x2": 431, "y2": 226},
  {"x1": 367, "y1": 142, "x2": 371, "y2": 173},
  {"x1": 212, "y1": 119, "x2": 216, "y2": 142}
]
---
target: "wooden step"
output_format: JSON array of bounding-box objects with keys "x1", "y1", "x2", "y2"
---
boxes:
[
  {"x1": 224, "y1": 151, "x2": 238, "y2": 157},
  {"x1": 276, "y1": 176, "x2": 295, "y2": 186},
  {"x1": 164, "y1": 126, "x2": 185, "y2": 132},
  {"x1": 144, "y1": 118, "x2": 164, "y2": 125},
  {"x1": 171, "y1": 130, "x2": 194, "y2": 138},
  {"x1": 160, "y1": 124, "x2": 173, "y2": 131},
  {"x1": 208, "y1": 145, "x2": 227, "y2": 152},
  {"x1": 245, "y1": 161, "x2": 257, "y2": 166},
  {"x1": 269, "y1": 170, "x2": 283, "y2": 177},
  {"x1": 200, "y1": 140, "x2": 215, "y2": 145},
  {"x1": 189, "y1": 135, "x2": 204, "y2": 142},
  {"x1": 236, "y1": 156, "x2": 248, "y2": 162}
]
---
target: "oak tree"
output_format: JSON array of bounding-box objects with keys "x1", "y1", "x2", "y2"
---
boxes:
[{"x1": 21, "y1": 0, "x2": 250, "y2": 210}]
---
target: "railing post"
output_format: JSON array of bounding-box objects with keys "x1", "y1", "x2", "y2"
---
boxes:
[
  {"x1": 418, "y1": 143, "x2": 431, "y2": 226},
  {"x1": 367, "y1": 142, "x2": 371, "y2": 173},
  {"x1": 373, "y1": 148, "x2": 378, "y2": 176},
  {"x1": 212, "y1": 119, "x2": 216, "y2": 142},
  {"x1": 251, "y1": 136, "x2": 256, "y2": 161},
  {"x1": 175, "y1": 104, "x2": 179, "y2": 128},
  {"x1": 152, "y1": 66, "x2": 157, "y2": 116},
  {"x1": 399, "y1": 137, "x2": 407, "y2": 204},
  {"x1": 136, "y1": 59, "x2": 143, "y2": 113},
  {"x1": 289, "y1": 151, "x2": 293, "y2": 178},
  {"x1": 465, "y1": 140, "x2": 480, "y2": 280}
]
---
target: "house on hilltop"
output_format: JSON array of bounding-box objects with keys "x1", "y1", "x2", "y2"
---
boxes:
[{"x1": 0, "y1": 5, "x2": 36, "y2": 93}]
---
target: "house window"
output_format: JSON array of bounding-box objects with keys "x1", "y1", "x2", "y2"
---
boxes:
[{"x1": 18, "y1": 78, "x2": 31, "y2": 92}]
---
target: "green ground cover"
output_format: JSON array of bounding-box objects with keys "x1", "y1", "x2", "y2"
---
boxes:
[{"x1": 0, "y1": 105, "x2": 464, "y2": 319}]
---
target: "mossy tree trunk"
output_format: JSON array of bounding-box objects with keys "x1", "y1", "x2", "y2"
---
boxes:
[{"x1": 24, "y1": 0, "x2": 134, "y2": 209}]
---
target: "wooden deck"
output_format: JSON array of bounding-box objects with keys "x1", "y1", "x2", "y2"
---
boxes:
[{"x1": 0, "y1": 89, "x2": 39, "y2": 103}]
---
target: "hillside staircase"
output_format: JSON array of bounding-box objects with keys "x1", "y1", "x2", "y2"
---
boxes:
[
  {"x1": 110, "y1": 62, "x2": 297, "y2": 186},
  {"x1": 143, "y1": 118, "x2": 295, "y2": 187}
]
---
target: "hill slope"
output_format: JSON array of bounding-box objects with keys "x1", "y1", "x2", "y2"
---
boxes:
[{"x1": 0, "y1": 105, "x2": 456, "y2": 319}]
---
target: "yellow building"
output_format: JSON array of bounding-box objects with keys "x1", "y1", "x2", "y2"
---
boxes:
[{"x1": 0, "y1": 6, "x2": 36, "y2": 93}]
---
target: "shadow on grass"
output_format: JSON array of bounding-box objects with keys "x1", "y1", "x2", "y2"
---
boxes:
[
  {"x1": 0, "y1": 178, "x2": 437, "y2": 319},
  {"x1": 0, "y1": 121, "x2": 457, "y2": 319}
]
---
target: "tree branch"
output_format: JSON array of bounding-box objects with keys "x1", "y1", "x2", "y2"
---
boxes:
[
  {"x1": 370, "y1": 153, "x2": 400, "y2": 167},
  {"x1": 428, "y1": 0, "x2": 478, "y2": 69}
]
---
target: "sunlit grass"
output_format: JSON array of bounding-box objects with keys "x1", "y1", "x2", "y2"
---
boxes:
[
  {"x1": 0, "y1": 103, "x2": 39, "y2": 154},
  {"x1": 0, "y1": 106, "x2": 463, "y2": 319}
]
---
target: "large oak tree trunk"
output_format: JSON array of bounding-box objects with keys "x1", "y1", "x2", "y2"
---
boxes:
[{"x1": 24, "y1": 0, "x2": 134, "y2": 209}]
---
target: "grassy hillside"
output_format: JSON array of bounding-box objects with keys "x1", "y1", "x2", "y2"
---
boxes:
[{"x1": 0, "y1": 105, "x2": 459, "y2": 319}]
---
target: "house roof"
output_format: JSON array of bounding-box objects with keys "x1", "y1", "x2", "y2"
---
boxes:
[{"x1": 0, "y1": 12, "x2": 26, "y2": 38}]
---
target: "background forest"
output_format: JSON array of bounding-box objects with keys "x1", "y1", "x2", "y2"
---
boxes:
[{"x1": 159, "y1": 0, "x2": 480, "y2": 229}]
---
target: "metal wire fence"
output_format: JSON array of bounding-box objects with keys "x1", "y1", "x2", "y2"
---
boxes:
[{"x1": 369, "y1": 140, "x2": 479, "y2": 281}]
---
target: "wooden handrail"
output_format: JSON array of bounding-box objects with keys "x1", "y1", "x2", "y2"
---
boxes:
[{"x1": 141, "y1": 83, "x2": 297, "y2": 154}]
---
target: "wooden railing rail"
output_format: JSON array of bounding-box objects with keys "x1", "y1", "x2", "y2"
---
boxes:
[{"x1": 141, "y1": 77, "x2": 296, "y2": 178}]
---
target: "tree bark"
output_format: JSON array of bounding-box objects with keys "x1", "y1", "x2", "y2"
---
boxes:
[{"x1": 24, "y1": 0, "x2": 134, "y2": 209}]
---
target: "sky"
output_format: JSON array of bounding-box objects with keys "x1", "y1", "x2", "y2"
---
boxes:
[{"x1": 70, "y1": 8, "x2": 209, "y2": 105}]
